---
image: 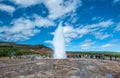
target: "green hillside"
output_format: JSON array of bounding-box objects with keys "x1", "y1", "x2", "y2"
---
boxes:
[{"x1": 0, "y1": 41, "x2": 52, "y2": 57}]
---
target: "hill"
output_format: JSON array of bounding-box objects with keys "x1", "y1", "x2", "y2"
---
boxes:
[{"x1": 0, "y1": 41, "x2": 52, "y2": 57}]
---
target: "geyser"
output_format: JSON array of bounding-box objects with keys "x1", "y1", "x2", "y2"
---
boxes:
[{"x1": 53, "y1": 23, "x2": 67, "y2": 59}]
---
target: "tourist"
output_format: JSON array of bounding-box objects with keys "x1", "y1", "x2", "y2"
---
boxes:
[
  {"x1": 114, "y1": 55, "x2": 117, "y2": 61},
  {"x1": 110, "y1": 56, "x2": 112, "y2": 60}
]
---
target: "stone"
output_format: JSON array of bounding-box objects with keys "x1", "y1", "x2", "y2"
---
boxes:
[
  {"x1": 0, "y1": 59, "x2": 120, "y2": 78},
  {"x1": 70, "y1": 76, "x2": 80, "y2": 78}
]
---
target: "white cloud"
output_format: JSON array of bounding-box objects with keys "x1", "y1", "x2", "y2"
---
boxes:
[
  {"x1": 34, "y1": 15, "x2": 54, "y2": 27},
  {"x1": 11, "y1": 0, "x2": 81, "y2": 20},
  {"x1": 79, "y1": 39, "x2": 96, "y2": 50},
  {"x1": 67, "y1": 12, "x2": 78, "y2": 23},
  {"x1": 10, "y1": 18, "x2": 35, "y2": 33},
  {"x1": 0, "y1": 4, "x2": 15, "y2": 13},
  {"x1": 63, "y1": 26, "x2": 74, "y2": 34},
  {"x1": 97, "y1": 20, "x2": 114, "y2": 27},
  {"x1": 8, "y1": 34, "x2": 30, "y2": 41},
  {"x1": 93, "y1": 32, "x2": 111, "y2": 40},
  {"x1": 53, "y1": 20, "x2": 113, "y2": 44},
  {"x1": 50, "y1": 24, "x2": 90, "y2": 44},
  {"x1": 90, "y1": 20, "x2": 114, "y2": 28},
  {"x1": 113, "y1": 0, "x2": 120, "y2": 3},
  {"x1": 114, "y1": 23, "x2": 120, "y2": 31},
  {"x1": 83, "y1": 20, "x2": 114, "y2": 40},
  {"x1": 108, "y1": 39, "x2": 120, "y2": 46},
  {"x1": 0, "y1": 14, "x2": 54, "y2": 41},
  {"x1": 99, "y1": 39, "x2": 120, "y2": 50},
  {"x1": 101, "y1": 44, "x2": 113, "y2": 48},
  {"x1": 64, "y1": 38, "x2": 72, "y2": 43},
  {"x1": 11, "y1": 0, "x2": 42, "y2": 7},
  {"x1": 44, "y1": 0, "x2": 81, "y2": 20},
  {"x1": 0, "y1": 17, "x2": 40, "y2": 41},
  {"x1": 50, "y1": 19, "x2": 113, "y2": 44},
  {"x1": 63, "y1": 26, "x2": 90, "y2": 43},
  {"x1": 44, "y1": 40, "x2": 53, "y2": 44}
]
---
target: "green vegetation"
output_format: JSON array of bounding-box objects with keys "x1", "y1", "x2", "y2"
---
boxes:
[
  {"x1": 1, "y1": 41, "x2": 119, "y2": 58},
  {"x1": 0, "y1": 41, "x2": 52, "y2": 57},
  {"x1": 0, "y1": 46, "x2": 38, "y2": 57}
]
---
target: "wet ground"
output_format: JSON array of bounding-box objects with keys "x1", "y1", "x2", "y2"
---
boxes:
[{"x1": 0, "y1": 59, "x2": 120, "y2": 78}]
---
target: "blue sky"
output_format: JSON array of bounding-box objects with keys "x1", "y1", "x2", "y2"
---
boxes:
[{"x1": 0, "y1": 0, "x2": 120, "y2": 52}]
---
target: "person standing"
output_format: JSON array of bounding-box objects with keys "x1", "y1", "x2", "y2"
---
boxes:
[
  {"x1": 114, "y1": 55, "x2": 117, "y2": 61},
  {"x1": 110, "y1": 56, "x2": 112, "y2": 60}
]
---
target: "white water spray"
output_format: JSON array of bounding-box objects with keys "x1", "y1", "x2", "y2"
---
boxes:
[{"x1": 53, "y1": 23, "x2": 67, "y2": 59}]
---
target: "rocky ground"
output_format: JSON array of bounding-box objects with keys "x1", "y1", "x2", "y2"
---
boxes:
[{"x1": 0, "y1": 59, "x2": 120, "y2": 78}]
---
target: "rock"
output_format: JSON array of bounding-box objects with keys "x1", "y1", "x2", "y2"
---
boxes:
[
  {"x1": 105, "y1": 74, "x2": 113, "y2": 78},
  {"x1": 0, "y1": 59, "x2": 120, "y2": 78},
  {"x1": 16, "y1": 76, "x2": 25, "y2": 78},
  {"x1": 25, "y1": 75, "x2": 34, "y2": 78},
  {"x1": 70, "y1": 76, "x2": 80, "y2": 78}
]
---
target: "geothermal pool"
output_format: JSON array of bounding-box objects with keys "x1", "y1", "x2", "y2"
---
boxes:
[{"x1": 0, "y1": 59, "x2": 120, "y2": 78}]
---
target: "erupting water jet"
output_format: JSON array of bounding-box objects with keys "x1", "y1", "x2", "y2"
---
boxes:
[{"x1": 53, "y1": 22, "x2": 67, "y2": 59}]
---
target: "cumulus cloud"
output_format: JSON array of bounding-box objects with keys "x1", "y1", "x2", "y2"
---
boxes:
[
  {"x1": 100, "y1": 39, "x2": 120, "y2": 50},
  {"x1": 0, "y1": 4, "x2": 15, "y2": 13},
  {"x1": 0, "y1": 0, "x2": 81, "y2": 42},
  {"x1": 0, "y1": 14, "x2": 54, "y2": 41},
  {"x1": 84, "y1": 20, "x2": 114, "y2": 40},
  {"x1": 44, "y1": 40, "x2": 53, "y2": 44},
  {"x1": 50, "y1": 20, "x2": 113, "y2": 44},
  {"x1": 49, "y1": 24, "x2": 90, "y2": 44},
  {"x1": 11, "y1": 0, "x2": 42, "y2": 7},
  {"x1": 49, "y1": 19, "x2": 114, "y2": 44},
  {"x1": 34, "y1": 14, "x2": 54, "y2": 27},
  {"x1": 93, "y1": 32, "x2": 111, "y2": 40},
  {"x1": 106, "y1": 39, "x2": 120, "y2": 47},
  {"x1": 97, "y1": 20, "x2": 114, "y2": 27},
  {"x1": 114, "y1": 23, "x2": 120, "y2": 31},
  {"x1": 0, "y1": 18, "x2": 39, "y2": 41},
  {"x1": 101, "y1": 44, "x2": 113, "y2": 48},
  {"x1": 0, "y1": 0, "x2": 116, "y2": 45},
  {"x1": 99, "y1": 39, "x2": 120, "y2": 50},
  {"x1": 11, "y1": 0, "x2": 81, "y2": 20},
  {"x1": 44, "y1": 0, "x2": 81, "y2": 20},
  {"x1": 63, "y1": 26, "x2": 90, "y2": 43},
  {"x1": 79, "y1": 39, "x2": 96, "y2": 50},
  {"x1": 90, "y1": 20, "x2": 114, "y2": 28},
  {"x1": 63, "y1": 20, "x2": 113, "y2": 42}
]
